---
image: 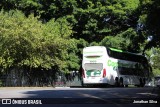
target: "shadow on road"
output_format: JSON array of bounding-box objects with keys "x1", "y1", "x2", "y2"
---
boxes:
[
  {"x1": 1, "y1": 87, "x2": 159, "y2": 107},
  {"x1": 14, "y1": 87, "x2": 159, "y2": 106}
]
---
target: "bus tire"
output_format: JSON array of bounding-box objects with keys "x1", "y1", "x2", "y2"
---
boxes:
[
  {"x1": 81, "y1": 81, "x2": 84, "y2": 87},
  {"x1": 115, "y1": 77, "x2": 119, "y2": 87},
  {"x1": 124, "y1": 85, "x2": 128, "y2": 87},
  {"x1": 119, "y1": 78, "x2": 124, "y2": 87}
]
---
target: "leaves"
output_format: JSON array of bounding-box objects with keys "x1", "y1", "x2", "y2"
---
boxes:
[
  {"x1": 145, "y1": 48, "x2": 160, "y2": 75},
  {"x1": 0, "y1": 0, "x2": 160, "y2": 77},
  {"x1": 0, "y1": 10, "x2": 73, "y2": 73}
]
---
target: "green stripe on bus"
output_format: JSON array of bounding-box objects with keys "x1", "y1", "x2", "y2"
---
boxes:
[{"x1": 109, "y1": 48, "x2": 123, "y2": 52}]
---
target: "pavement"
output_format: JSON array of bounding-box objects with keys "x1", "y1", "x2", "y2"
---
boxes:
[{"x1": 0, "y1": 87, "x2": 55, "y2": 90}]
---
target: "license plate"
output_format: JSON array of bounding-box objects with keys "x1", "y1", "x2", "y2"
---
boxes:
[{"x1": 91, "y1": 77, "x2": 95, "y2": 79}]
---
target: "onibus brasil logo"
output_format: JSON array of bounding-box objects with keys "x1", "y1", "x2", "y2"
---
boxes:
[{"x1": 1, "y1": 99, "x2": 42, "y2": 104}]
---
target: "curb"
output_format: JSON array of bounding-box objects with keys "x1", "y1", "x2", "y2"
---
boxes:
[{"x1": 0, "y1": 87, "x2": 54, "y2": 90}]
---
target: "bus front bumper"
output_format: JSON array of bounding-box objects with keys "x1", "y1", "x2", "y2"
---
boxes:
[{"x1": 83, "y1": 77, "x2": 108, "y2": 84}]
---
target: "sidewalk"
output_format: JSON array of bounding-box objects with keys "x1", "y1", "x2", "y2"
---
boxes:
[{"x1": 0, "y1": 87, "x2": 55, "y2": 90}]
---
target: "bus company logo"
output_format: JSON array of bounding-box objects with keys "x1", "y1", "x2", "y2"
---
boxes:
[{"x1": 2, "y1": 99, "x2": 11, "y2": 104}]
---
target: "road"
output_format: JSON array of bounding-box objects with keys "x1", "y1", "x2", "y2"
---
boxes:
[{"x1": 0, "y1": 87, "x2": 160, "y2": 107}]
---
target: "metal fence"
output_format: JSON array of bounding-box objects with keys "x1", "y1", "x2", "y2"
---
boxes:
[{"x1": 0, "y1": 69, "x2": 82, "y2": 87}]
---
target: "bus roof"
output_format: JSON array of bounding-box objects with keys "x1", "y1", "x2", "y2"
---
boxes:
[
  {"x1": 83, "y1": 46, "x2": 106, "y2": 54},
  {"x1": 84, "y1": 46, "x2": 105, "y2": 49},
  {"x1": 109, "y1": 48, "x2": 123, "y2": 52},
  {"x1": 109, "y1": 47, "x2": 142, "y2": 56},
  {"x1": 108, "y1": 47, "x2": 147, "y2": 63}
]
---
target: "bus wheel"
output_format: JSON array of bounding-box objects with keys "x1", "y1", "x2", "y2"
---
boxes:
[
  {"x1": 81, "y1": 81, "x2": 84, "y2": 87},
  {"x1": 124, "y1": 85, "x2": 128, "y2": 87},
  {"x1": 115, "y1": 77, "x2": 119, "y2": 87},
  {"x1": 119, "y1": 78, "x2": 124, "y2": 87}
]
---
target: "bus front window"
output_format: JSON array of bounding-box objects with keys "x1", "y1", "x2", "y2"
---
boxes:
[{"x1": 84, "y1": 63, "x2": 103, "y2": 77}]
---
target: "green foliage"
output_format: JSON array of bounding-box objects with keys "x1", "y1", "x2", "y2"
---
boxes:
[
  {"x1": 138, "y1": 0, "x2": 160, "y2": 48},
  {"x1": 152, "y1": 69, "x2": 160, "y2": 76},
  {"x1": 145, "y1": 48, "x2": 160, "y2": 76},
  {"x1": 76, "y1": 38, "x2": 89, "y2": 55},
  {"x1": 150, "y1": 48, "x2": 160, "y2": 69},
  {"x1": 0, "y1": 0, "x2": 140, "y2": 42},
  {"x1": 72, "y1": 0, "x2": 140, "y2": 42},
  {"x1": 100, "y1": 36, "x2": 125, "y2": 49},
  {"x1": 0, "y1": 10, "x2": 73, "y2": 73},
  {"x1": 0, "y1": 0, "x2": 160, "y2": 82},
  {"x1": 100, "y1": 28, "x2": 140, "y2": 52}
]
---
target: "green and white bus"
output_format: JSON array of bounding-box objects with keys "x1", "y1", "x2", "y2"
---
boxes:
[{"x1": 81, "y1": 46, "x2": 150, "y2": 87}]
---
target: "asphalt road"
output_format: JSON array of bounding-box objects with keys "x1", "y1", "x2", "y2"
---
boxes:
[{"x1": 0, "y1": 87, "x2": 160, "y2": 107}]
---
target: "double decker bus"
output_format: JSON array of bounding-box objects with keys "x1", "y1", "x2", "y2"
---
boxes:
[{"x1": 81, "y1": 46, "x2": 150, "y2": 87}]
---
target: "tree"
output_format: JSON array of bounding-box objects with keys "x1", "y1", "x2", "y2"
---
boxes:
[
  {"x1": 0, "y1": 10, "x2": 74, "y2": 86},
  {"x1": 138, "y1": 0, "x2": 160, "y2": 49},
  {"x1": 1, "y1": 0, "x2": 160, "y2": 84},
  {"x1": 0, "y1": 0, "x2": 140, "y2": 42},
  {"x1": 145, "y1": 48, "x2": 160, "y2": 76},
  {"x1": 100, "y1": 28, "x2": 141, "y2": 53}
]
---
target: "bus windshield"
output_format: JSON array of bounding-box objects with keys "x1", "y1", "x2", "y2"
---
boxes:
[
  {"x1": 84, "y1": 63, "x2": 103, "y2": 71},
  {"x1": 84, "y1": 63, "x2": 103, "y2": 77}
]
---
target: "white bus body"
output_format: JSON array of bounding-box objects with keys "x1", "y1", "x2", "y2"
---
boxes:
[
  {"x1": 82, "y1": 46, "x2": 107, "y2": 85},
  {"x1": 82, "y1": 46, "x2": 149, "y2": 87}
]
